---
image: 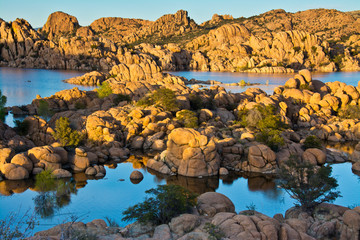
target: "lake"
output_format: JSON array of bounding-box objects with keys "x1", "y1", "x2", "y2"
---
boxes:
[
  {"x1": 0, "y1": 67, "x2": 94, "y2": 107},
  {"x1": 1, "y1": 68, "x2": 360, "y2": 233},
  {"x1": 168, "y1": 71, "x2": 360, "y2": 94}
]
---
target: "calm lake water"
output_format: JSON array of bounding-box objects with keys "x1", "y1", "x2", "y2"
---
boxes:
[
  {"x1": 0, "y1": 67, "x2": 93, "y2": 107},
  {"x1": 168, "y1": 71, "x2": 360, "y2": 94},
  {"x1": 0, "y1": 68, "x2": 360, "y2": 233},
  {"x1": 0, "y1": 160, "x2": 359, "y2": 232}
]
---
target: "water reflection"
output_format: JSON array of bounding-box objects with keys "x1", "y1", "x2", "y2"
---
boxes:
[{"x1": 1, "y1": 157, "x2": 360, "y2": 232}]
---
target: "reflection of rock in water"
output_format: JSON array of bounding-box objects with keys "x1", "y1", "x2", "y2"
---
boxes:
[
  {"x1": 147, "y1": 168, "x2": 218, "y2": 194},
  {"x1": 73, "y1": 172, "x2": 88, "y2": 189},
  {"x1": 167, "y1": 175, "x2": 219, "y2": 195},
  {"x1": 326, "y1": 141, "x2": 356, "y2": 155},
  {"x1": 0, "y1": 179, "x2": 34, "y2": 196},
  {"x1": 125, "y1": 155, "x2": 149, "y2": 170}
]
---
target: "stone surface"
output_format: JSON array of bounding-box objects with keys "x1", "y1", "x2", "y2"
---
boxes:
[{"x1": 197, "y1": 192, "x2": 235, "y2": 217}]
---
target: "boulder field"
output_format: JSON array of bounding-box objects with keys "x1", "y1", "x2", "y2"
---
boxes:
[
  {"x1": 31, "y1": 192, "x2": 360, "y2": 240},
  {"x1": 2, "y1": 69, "x2": 360, "y2": 181}
]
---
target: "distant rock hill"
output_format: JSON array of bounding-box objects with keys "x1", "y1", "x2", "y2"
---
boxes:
[{"x1": 0, "y1": 8, "x2": 359, "y2": 72}]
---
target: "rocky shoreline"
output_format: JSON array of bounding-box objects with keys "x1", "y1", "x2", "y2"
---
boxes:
[{"x1": 30, "y1": 192, "x2": 360, "y2": 240}]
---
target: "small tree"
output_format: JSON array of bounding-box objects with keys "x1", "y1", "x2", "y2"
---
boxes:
[
  {"x1": 176, "y1": 110, "x2": 198, "y2": 128},
  {"x1": 122, "y1": 185, "x2": 197, "y2": 225},
  {"x1": 136, "y1": 88, "x2": 179, "y2": 111},
  {"x1": 97, "y1": 81, "x2": 112, "y2": 98},
  {"x1": 0, "y1": 90, "x2": 7, "y2": 122},
  {"x1": 278, "y1": 155, "x2": 341, "y2": 211},
  {"x1": 52, "y1": 117, "x2": 82, "y2": 147},
  {"x1": 38, "y1": 100, "x2": 53, "y2": 121}
]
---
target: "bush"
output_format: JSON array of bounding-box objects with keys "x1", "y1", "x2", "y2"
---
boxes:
[
  {"x1": 114, "y1": 94, "x2": 131, "y2": 105},
  {"x1": 189, "y1": 94, "x2": 203, "y2": 110},
  {"x1": 256, "y1": 128, "x2": 285, "y2": 152},
  {"x1": 97, "y1": 81, "x2": 112, "y2": 98},
  {"x1": 52, "y1": 117, "x2": 82, "y2": 147},
  {"x1": 278, "y1": 155, "x2": 341, "y2": 211},
  {"x1": 14, "y1": 119, "x2": 30, "y2": 136},
  {"x1": 338, "y1": 105, "x2": 360, "y2": 119},
  {"x1": 38, "y1": 99, "x2": 53, "y2": 121},
  {"x1": 204, "y1": 223, "x2": 224, "y2": 240},
  {"x1": 303, "y1": 135, "x2": 322, "y2": 149},
  {"x1": 75, "y1": 101, "x2": 86, "y2": 109},
  {"x1": 0, "y1": 90, "x2": 7, "y2": 122},
  {"x1": 0, "y1": 210, "x2": 38, "y2": 239},
  {"x1": 176, "y1": 110, "x2": 198, "y2": 128},
  {"x1": 136, "y1": 88, "x2": 179, "y2": 111},
  {"x1": 122, "y1": 185, "x2": 197, "y2": 225}
]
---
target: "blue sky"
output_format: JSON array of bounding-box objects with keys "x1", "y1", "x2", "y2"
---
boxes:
[{"x1": 0, "y1": 0, "x2": 359, "y2": 28}]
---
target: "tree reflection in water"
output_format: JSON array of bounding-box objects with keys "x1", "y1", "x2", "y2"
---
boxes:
[{"x1": 33, "y1": 171, "x2": 77, "y2": 218}]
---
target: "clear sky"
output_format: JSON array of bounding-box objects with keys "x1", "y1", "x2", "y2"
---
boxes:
[{"x1": 0, "y1": 0, "x2": 359, "y2": 28}]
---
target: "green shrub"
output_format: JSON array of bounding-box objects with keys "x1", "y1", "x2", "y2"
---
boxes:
[
  {"x1": 97, "y1": 81, "x2": 113, "y2": 99},
  {"x1": 240, "y1": 105, "x2": 286, "y2": 131},
  {"x1": 13, "y1": 119, "x2": 30, "y2": 136},
  {"x1": 189, "y1": 94, "x2": 203, "y2": 110},
  {"x1": 136, "y1": 88, "x2": 179, "y2": 111},
  {"x1": 338, "y1": 105, "x2": 360, "y2": 119},
  {"x1": 122, "y1": 185, "x2": 197, "y2": 225},
  {"x1": 204, "y1": 223, "x2": 224, "y2": 240},
  {"x1": 0, "y1": 90, "x2": 7, "y2": 122},
  {"x1": 256, "y1": 128, "x2": 285, "y2": 152},
  {"x1": 245, "y1": 202, "x2": 257, "y2": 215},
  {"x1": 52, "y1": 117, "x2": 82, "y2": 147},
  {"x1": 303, "y1": 135, "x2": 322, "y2": 149},
  {"x1": 176, "y1": 110, "x2": 198, "y2": 128},
  {"x1": 75, "y1": 101, "x2": 86, "y2": 109},
  {"x1": 114, "y1": 94, "x2": 131, "y2": 105},
  {"x1": 38, "y1": 100, "x2": 53, "y2": 121},
  {"x1": 278, "y1": 155, "x2": 341, "y2": 211}
]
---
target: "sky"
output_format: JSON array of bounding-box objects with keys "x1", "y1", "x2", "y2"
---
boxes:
[{"x1": 0, "y1": 0, "x2": 359, "y2": 28}]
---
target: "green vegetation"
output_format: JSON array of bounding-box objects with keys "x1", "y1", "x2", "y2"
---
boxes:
[
  {"x1": 278, "y1": 155, "x2": 340, "y2": 211},
  {"x1": 52, "y1": 117, "x2": 82, "y2": 147},
  {"x1": 189, "y1": 94, "x2": 203, "y2": 110},
  {"x1": 0, "y1": 90, "x2": 7, "y2": 122},
  {"x1": 176, "y1": 110, "x2": 198, "y2": 128},
  {"x1": 74, "y1": 101, "x2": 86, "y2": 110},
  {"x1": 136, "y1": 88, "x2": 179, "y2": 111},
  {"x1": 238, "y1": 105, "x2": 286, "y2": 151},
  {"x1": 114, "y1": 94, "x2": 131, "y2": 105},
  {"x1": 0, "y1": 210, "x2": 38, "y2": 240},
  {"x1": 97, "y1": 81, "x2": 113, "y2": 99},
  {"x1": 338, "y1": 105, "x2": 360, "y2": 119},
  {"x1": 303, "y1": 135, "x2": 322, "y2": 149},
  {"x1": 38, "y1": 100, "x2": 53, "y2": 121},
  {"x1": 13, "y1": 119, "x2": 30, "y2": 136},
  {"x1": 204, "y1": 223, "x2": 224, "y2": 240},
  {"x1": 245, "y1": 202, "x2": 257, "y2": 215},
  {"x1": 122, "y1": 185, "x2": 197, "y2": 225}
]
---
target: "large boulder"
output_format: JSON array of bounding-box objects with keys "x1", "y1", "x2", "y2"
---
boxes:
[
  {"x1": 163, "y1": 128, "x2": 220, "y2": 177},
  {"x1": 197, "y1": 192, "x2": 235, "y2": 217},
  {"x1": 0, "y1": 148, "x2": 15, "y2": 166},
  {"x1": 243, "y1": 144, "x2": 277, "y2": 173},
  {"x1": 42, "y1": 11, "x2": 80, "y2": 40},
  {"x1": 10, "y1": 153, "x2": 33, "y2": 172},
  {"x1": 302, "y1": 148, "x2": 326, "y2": 165},
  {"x1": 1, "y1": 163, "x2": 29, "y2": 180}
]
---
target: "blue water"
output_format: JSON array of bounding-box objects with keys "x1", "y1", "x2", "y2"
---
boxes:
[
  {"x1": 0, "y1": 161, "x2": 358, "y2": 233},
  {"x1": 168, "y1": 71, "x2": 360, "y2": 94},
  {"x1": 0, "y1": 67, "x2": 94, "y2": 107}
]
